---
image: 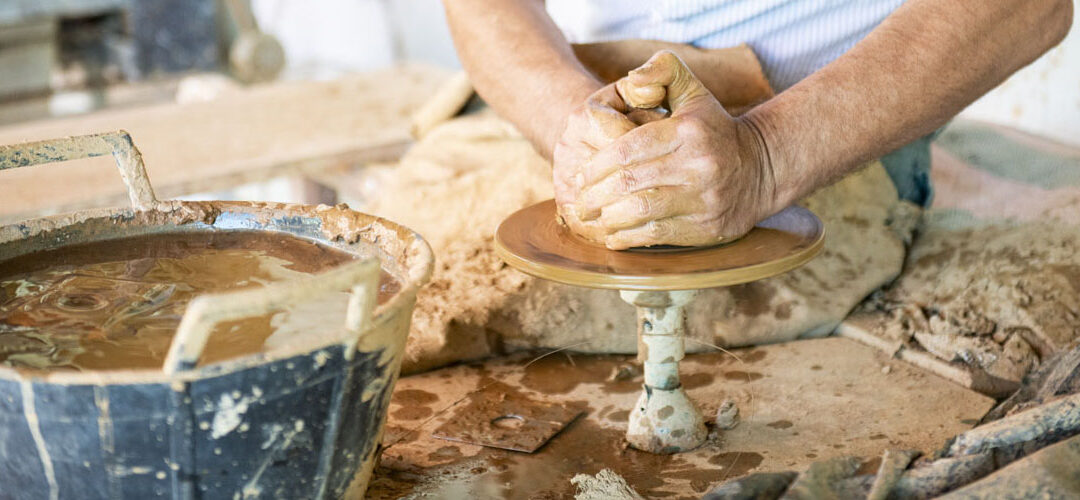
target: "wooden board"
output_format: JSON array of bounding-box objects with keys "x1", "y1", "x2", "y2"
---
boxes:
[{"x1": 0, "y1": 64, "x2": 450, "y2": 223}]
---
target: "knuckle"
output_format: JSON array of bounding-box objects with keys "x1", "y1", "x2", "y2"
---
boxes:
[
  {"x1": 655, "y1": 50, "x2": 678, "y2": 66},
  {"x1": 617, "y1": 168, "x2": 636, "y2": 193},
  {"x1": 635, "y1": 193, "x2": 652, "y2": 218},
  {"x1": 676, "y1": 117, "x2": 705, "y2": 138},
  {"x1": 648, "y1": 220, "x2": 667, "y2": 239},
  {"x1": 701, "y1": 187, "x2": 723, "y2": 206},
  {"x1": 613, "y1": 142, "x2": 634, "y2": 165}
]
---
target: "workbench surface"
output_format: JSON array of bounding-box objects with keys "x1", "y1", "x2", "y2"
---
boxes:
[{"x1": 370, "y1": 337, "x2": 993, "y2": 499}]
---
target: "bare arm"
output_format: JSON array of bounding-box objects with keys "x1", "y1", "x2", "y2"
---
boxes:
[
  {"x1": 747, "y1": 0, "x2": 1074, "y2": 208},
  {"x1": 570, "y1": 0, "x2": 1073, "y2": 249},
  {"x1": 442, "y1": 0, "x2": 599, "y2": 159},
  {"x1": 442, "y1": 1, "x2": 776, "y2": 158}
]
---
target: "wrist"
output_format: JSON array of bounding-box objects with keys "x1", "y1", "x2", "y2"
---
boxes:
[
  {"x1": 545, "y1": 77, "x2": 603, "y2": 158},
  {"x1": 736, "y1": 109, "x2": 793, "y2": 218}
]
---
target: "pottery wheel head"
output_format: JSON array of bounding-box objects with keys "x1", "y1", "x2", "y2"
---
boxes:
[{"x1": 494, "y1": 200, "x2": 825, "y2": 291}]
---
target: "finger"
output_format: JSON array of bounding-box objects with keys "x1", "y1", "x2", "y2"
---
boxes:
[
  {"x1": 583, "y1": 84, "x2": 637, "y2": 148},
  {"x1": 580, "y1": 160, "x2": 693, "y2": 214},
  {"x1": 603, "y1": 218, "x2": 687, "y2": 250},
  {"x1": 553, "y1": 141, "x2": 591, "y2": 183},
  {"x1": 596, "y1": 186, "x2": 704, "y2": 231},
  {"x1": 626, "y1": 107, "x2": 667, "y2": 126},
  {"x1": 586, "y1": 81, "x2": 629, "y2": 113},
  {"x1": 579, "y1": 120, "x2": 681, "y2": 187},
  {"x1": 615, "y1": 50, "x2": 712, "y2": 114},
  {"x1": 604, "y1": 216, "x2": 722, "y2": 250},
  {"x1": 552, "y1": 142, "x2": 591, "y2": 208},
  {"x1": 557, "y1": 204, "x2": 612, "y2": 242}
]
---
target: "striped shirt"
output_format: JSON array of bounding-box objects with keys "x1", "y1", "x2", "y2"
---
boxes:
[{"x1": 548, "y1": 0, "x2": 907, "y2": 91}]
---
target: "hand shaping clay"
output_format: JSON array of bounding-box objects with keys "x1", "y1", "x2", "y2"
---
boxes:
[
  {"x1": 361, "y1": 114, "x2": 916, "y2": 374},
  {"x1": 572, "y1": 41, "x2": 773, "y2": 115}
]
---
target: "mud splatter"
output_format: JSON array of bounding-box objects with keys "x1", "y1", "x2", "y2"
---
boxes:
[
  {"x1": 707, "y1": 452, "x2": 764, "y2": 477},
  {"x1": 607, "y1": 409, "x2": 630, "y2": 422},
  {"x1": 391, "y1": 405, "x2": 434, "y2": 421},
  {"x1": 427, "y1": 446, "x2": 463, "y2": 463},
  {"x1": 730, "y1": 282, "x2": 777, "y2": 317},
  {"x1": 723, "y1": 371, "x2": 764, "y2": 381},
  {"x1": 520, "y1": 354, "x2": 641, "y2": 395},
  {"x1": 681, "y1": 372, "x2": 714, "y2": 390},
  {"x1": 392, "y1": 389, "x2": 439, "y2": 406},
  {"x1": 741, "y1": 350, "x2": 767, "y2": 363}
]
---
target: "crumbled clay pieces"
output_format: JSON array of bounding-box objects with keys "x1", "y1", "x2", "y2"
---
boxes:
[
  {"x1": 367, "y1": 337, "x2": 994, "y2": 499},
  {"x1": 842, "y1": 122, "x2": 1080, "y2": 396}
]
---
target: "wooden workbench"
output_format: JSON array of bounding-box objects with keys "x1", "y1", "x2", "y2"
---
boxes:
[
  {"x1": 371, "y1": 337, "x2": 994, "y2": 498},
  {"x1": 0, "y1": 64, "x2": 450, "y2": 223}
]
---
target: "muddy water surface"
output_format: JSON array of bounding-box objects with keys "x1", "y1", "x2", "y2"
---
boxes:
[{"x1": 0, "y1": 231, "x2": 398, "y2": 371}]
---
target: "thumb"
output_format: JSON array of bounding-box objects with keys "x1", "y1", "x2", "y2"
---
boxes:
[{"x1": 616, "y1": 50, "x2": 712, "y2": 115}]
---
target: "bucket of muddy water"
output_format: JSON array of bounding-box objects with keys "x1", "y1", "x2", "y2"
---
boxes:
[{"x1": 0, "y1": 132, "x2": 433, "y2": 499}]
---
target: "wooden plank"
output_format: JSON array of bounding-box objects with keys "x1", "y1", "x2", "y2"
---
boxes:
[{"x1": 0, "y1": 63, "x2": 450, "y2": 222}]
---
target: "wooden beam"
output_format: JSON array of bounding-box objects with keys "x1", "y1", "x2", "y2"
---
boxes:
[{"x1": 0, "y1": 63, "x2": 450, "y2": 222}]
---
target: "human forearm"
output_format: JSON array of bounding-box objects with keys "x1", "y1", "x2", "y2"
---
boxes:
[
  {"x1": 744, "y1": 0, "x2": 1074, "y2": 209},
  {"x1": 442, "y1": 0, "x2": 600, "y2": 158}
]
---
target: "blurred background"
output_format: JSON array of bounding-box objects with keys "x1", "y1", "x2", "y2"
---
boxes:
[
  {"x1": 0, "y1": 0, "x2": 1076, "y2": 217},
  {"x1": 0, "y1": 0, "x2": 459, "y2": 123},
  {"x1": 0, "y1": 0, "x2": 1075, "y2": 142}
]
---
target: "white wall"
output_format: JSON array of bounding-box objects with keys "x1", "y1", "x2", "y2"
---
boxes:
[
  {"x1": 385, "y1": 0, "x2": 461, "y2": 68},
  {"x1": 251, "y1": 0, "x2": 457, "y2": 80},
  {"x1": 958, "y1": 6, "x2": 1080, "y2": 147},
  {"x1": 251, "y1": 0, "x2": 395, "y2": 79}
]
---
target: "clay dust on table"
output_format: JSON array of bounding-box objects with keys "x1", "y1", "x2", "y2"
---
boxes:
[{"x1": 855, "y1": 215, "x2": 1080, "y2": 388}]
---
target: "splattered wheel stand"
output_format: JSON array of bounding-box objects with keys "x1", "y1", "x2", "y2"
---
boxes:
[
  {"x1": 494, "y1": 200, "x2": 825, "y2": 453},
  {"x1": 622, "y1": 289, "x2": 705, "y2": 452}
]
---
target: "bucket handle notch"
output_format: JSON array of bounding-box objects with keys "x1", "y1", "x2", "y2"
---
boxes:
[
  {"x1": 162, "y1": 257, "x2": 381, "y2": 375},
  {"x1": 0, "y1": 130, "x2": 158, "y2": 210}
]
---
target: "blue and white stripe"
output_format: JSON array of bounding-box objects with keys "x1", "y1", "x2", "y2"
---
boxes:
[{"x1": 548, "y1": 0, "x2": 908, "y2": 91}]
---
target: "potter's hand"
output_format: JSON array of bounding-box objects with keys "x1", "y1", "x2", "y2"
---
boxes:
[
  {"x1": 552, "y1": 84, "x2": 662, "y2": 244},
  {"x1": 578, "y1": 50, "x2": 778, "y2": 250}
]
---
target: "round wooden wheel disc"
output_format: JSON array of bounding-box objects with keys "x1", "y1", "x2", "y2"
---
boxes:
[{"x1": 494, "y1": 200, "x2": 825, "y2": 291}]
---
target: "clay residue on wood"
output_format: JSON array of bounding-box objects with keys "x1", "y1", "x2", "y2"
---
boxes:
[{"x1": 857, "y1": 214, "x2": 1080, "y2": 385}]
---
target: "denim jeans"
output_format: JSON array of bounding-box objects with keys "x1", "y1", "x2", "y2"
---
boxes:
[{"x1": 880, "y1": 129, "x2": 941, "y2": 207}]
